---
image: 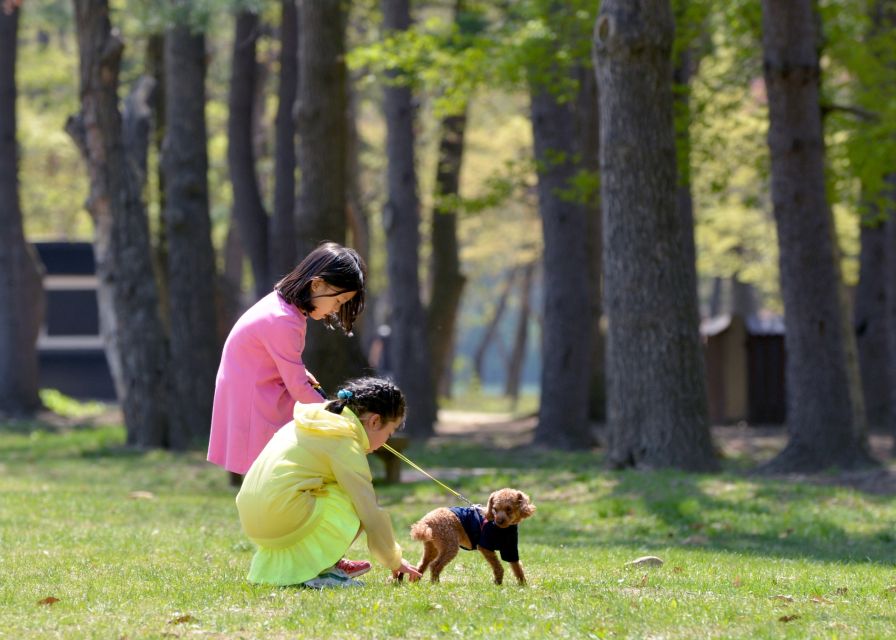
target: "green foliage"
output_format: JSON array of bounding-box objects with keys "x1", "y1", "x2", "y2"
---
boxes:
[{"x1": 2, "y1": 422, "x2": 896, "y2": 638}]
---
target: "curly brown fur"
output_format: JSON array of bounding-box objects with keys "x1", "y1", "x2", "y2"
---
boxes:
[{"x1": 409, "y1": 488, "x2": 536, "y2": 585}]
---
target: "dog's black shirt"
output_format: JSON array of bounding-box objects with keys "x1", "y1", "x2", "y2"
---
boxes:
[{"x1": 449, "y1": 506, "x2": 520, "y2": 562}]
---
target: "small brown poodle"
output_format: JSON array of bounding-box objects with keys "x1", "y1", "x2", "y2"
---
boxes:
[{"x1": 409, "y1": 488, "x2": 536, "y2": 585}]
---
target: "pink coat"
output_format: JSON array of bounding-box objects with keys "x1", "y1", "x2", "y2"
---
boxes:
[{"x1": 207, "y1": 291, "x2": 322, "y2": 474}]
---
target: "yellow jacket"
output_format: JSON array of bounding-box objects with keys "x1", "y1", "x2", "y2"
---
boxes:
[{"x1": 236, "y1": 403, "x2": 402, "y2": 570}]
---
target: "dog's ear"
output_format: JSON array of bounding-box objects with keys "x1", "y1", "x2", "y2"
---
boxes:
[
  {"x1": 485, "y1": 493, "x2": 496, "y2": 520},
  {"x1": 516, "y1": 491, "x2": 536, "y2": 519}
]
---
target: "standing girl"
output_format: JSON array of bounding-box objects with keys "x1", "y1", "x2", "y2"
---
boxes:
[
  {"x1": 235, "y1": 377, "x2": 422, "y2": 587},
  {"x1": 208, "y1": 241, "x2": 366, "y2": 480}
]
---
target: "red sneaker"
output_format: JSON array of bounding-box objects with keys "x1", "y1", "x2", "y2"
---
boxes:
[{"x1": 335, "y1": 558, "x2": 371, "y2": 578}]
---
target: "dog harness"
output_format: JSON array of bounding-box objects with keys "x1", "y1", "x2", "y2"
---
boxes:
[{"x1": 449, "y1": 506, "x2": 520, "y2": 562}]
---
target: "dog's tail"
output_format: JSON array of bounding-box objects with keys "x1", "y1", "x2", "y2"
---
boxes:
[{"x1": 410, "y1": 521, "x2": 433, "y2": 541}]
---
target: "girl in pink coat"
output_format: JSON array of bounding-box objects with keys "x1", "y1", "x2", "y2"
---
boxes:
[{"x1": 208, "y1": 242, "x2": 366, "y2": 482}]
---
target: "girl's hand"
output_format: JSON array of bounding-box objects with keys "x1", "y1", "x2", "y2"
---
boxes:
[
  {"x1": 306, "y1": 371, "x2": 320, "y2": 387},
  {"x1": 392, "y1": 558, "x2": 422, "y2": 582}
]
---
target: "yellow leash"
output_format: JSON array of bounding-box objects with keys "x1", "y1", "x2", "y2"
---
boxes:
[{"x1": 382, "y1": 443, "x2": 474, "y2": 506}]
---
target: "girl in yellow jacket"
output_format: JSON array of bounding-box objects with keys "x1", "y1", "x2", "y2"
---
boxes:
[{"x1": 235, "y1": 377, "x2": 422, "y2": 588}]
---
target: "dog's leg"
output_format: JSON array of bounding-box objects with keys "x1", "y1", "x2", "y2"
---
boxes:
[
  {"x1": 428, "y1": 542, "x2": 459, "y2": 583},
  {"x1": 478, "y1": 548, "x2": 505, "y2": 585},
  {"x1": 416, "y1": 541, "x2": 438, "y2": 577},
  {"x1": 509, "y1": 561, "x2": 526, "y2": 585}
]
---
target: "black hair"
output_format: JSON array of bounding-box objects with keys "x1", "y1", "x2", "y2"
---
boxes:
[
  {"x1": 325, "y1": 377, "x2": 406, "y2": 427},
  {"x1": 275, "y1": 241, "x2": 367, "y2": 334}
]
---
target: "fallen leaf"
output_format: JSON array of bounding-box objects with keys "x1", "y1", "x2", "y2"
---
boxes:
[
  {"x1": 779, "y1": 614, "x2": 800, "y2": 623},
  {"x1": 626, "y1": 556, "x2": 664, "y2": 568},
  {"x1": 672, "y1": 566, "x2": 684, "y2": 574},
  {"x1": 681, "y1": 535, "x2": 709, "y2": 545},
  {"x1": 37, "y1": 597, "x2": 59, "y2": 606},
  {"x1": 811, "y1": 596, "x2": 833, "y2": 605},
  {"x1": 169, "y1": 614, "x2": 196, "y2": 625},
  {"x1": 128, "y1": 491, "x2": 155, "y2": 500},
  {"x1": 835, "y1": 587, "x2": 848, "y2": 595},
  {"x1": 638, "y1": 573, "x2": 649, "y2": 587},
  {"x1": 770, "y1": 595, "x2": 794, "y2": 603},
  {"x1": 732, "y1": 576, "x2": 742, "y2": 588},
  {"x1": 885, "y1": 585, "x2": 896, "y2": 593}
]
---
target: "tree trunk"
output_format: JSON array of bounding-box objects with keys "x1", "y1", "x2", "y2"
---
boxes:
[
  {"x1": 575, "y1": 61, "x2": 605, "y2": 424},
  {"x1": 381, "y1": 0, "x2": 437, "y2": 437},
  {"x1": 760, "y1": 0, "x2": 872, "y2": 470},
  {"x1": 162, "y1": 22, "x2": 218, "y2": 449},
  {"x1": 228, "y1": 10, "x2": 270, "y2": 300},
  {"x1": 855, "y1": 216, "x2": 888, "y2": 430},
  {"x1": 145, "y1": 32, "x2": 169, "y2": 331},
  {"x1": 426, "y1": 0, "x2": 470, "y2": 401},
  {"x1": 505, "y1": 261, "x2": 536, "y2": 405},
  {"x1": 594, "y1": 0, "x2": 716, "y2": 470},
  {"x1": 295, "y1": 0, "x2": 368, "y2": 392},
  {"x1": 270, "y1": 0, "x2": 298, "y2": 280},
  {"x1": 0, "y1": 3, "x2": 44, "y2": 416},
  {"x1": 68, "y1": 0, "x2": 168, "y2": 447},
  {"x1": 885, "y1": 177, "x2": 896, "y2": 450},
  {"x1": 473, "y1": 267, "x2": 515, "y2": 383},
  {"x1": 530, "y1": 71, "x2": 591, "y2": 449},
  {"x1": 427, "y1": 109, "x2": 467, "y2": 397}
]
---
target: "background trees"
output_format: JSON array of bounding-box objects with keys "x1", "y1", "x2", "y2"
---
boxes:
[{"x1": 3, "y1": 0, "x2": 894, "y2": 472}]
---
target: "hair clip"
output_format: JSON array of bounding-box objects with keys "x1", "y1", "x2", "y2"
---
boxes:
[{"x1": 337, "y1": 389, "x2": 353, "y2": 400}]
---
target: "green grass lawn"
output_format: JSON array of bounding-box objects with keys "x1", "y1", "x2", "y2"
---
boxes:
[{"x1": 2, "y1": 411, "x2": 896, "y2": 639}]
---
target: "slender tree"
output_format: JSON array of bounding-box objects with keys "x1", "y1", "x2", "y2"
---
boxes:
[
  {"x1": 760, "y1": 0, "x2": 873, "y2": 470},
  {"x1": 529, "y1": 58, "x2": 591, "y2": 449},
  {"x1": 163, "y1": 10, "x2": 218, "y2": 448},
  {"x1": 228, "y1": 8, "x2": 270, "y2": 300},
  {"x1": 295, "y1": 0, "x2": 368, "y2": 392},
  {"x1": 68, "y1": 0, "x2": 168, "y2": 446},
  {"x1": 0, "y1": 0, "x2": 45, "y2": 416},
  {"x1": 594, "y1": 0, "x2": 717, "y2": 470},
  {"x1": 505, "y1": 261, "x2": 536, "y2": 404},
  {"x1": 380, "y1": 0, "x2": 437, "y2": 437},
  {"x1": 270, "y1": 0, "x2": 298, "y2": 280}
]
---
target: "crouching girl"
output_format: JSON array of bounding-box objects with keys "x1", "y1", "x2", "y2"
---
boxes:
[{"x1": 235, "y1": 377, "x2": 421, "y2": 588}]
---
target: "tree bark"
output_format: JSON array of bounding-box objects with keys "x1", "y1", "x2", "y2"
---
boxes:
[
  {"x1": 760, "y1": 0, "x2": 873, "y2": 470},
  {"x1": 530, "y1": 69, "x2": 591, "y2": 449},
  {"x1": 270, "y1": 0, "x2": 298, "y2": 280},
  {"x1": 68, "y1": 0, "x2": 168, "y2": 447},
  {"x1": 294, "y1": 0, "x2": 368, "y2": 392},
  {"x1": 0, "y1": 3, "x2": 44, "y2": 416},
  {"x1": 594, "y1": 0, "x2": 716, "y2": 470},
  {"x1": 162, "y1": 20, "x2": 218, "y2": 449},
  {"x1": 228, "y1": 10, "x2": 270, "y2": 300},
  {"x1": 145, "y1": 32, "x2": 169, "y2": 331},
  {"x1": 381, "y1": 0, "x2": 437, "y2": 437}
]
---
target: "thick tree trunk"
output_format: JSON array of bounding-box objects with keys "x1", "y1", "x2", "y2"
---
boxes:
[
  {"x1": 886, "y1": 178, "x2": 896, "y2": 450},
  {"x1": 0, "y1": 4, "x2": 44, "y2": 416},
  {"x1": 145, "y1": 32, "x2": 169, "y2": 330},
  {"x1": 760, "y1": 0, "x2": 872, "y2": 471},
  {"x1": 530, "y1": 76, "x2": 591, "y2": 449},
  {"x1": 68, "y1": 0, "x2": 168, "y2": 447},
  {"x1": 295, "y1": 0, "x2": 368, "y2": 392},
  {"x1": 228, "y1": 10, "x2": 270, "y2": 300},
  {"x1": 505, "y1": 261, "x2": 535, "y2": 404},
  {"x1": 854, "y1": 217, "x2": 888, "y2": 430},
  {"x1": 427, "y1": 110, "x2": 467, "y2": 397},
  {"x1": 162, "y1": 23, "x2": 218, "y2": 449},
  {"x1": 594, "y1": 0, "x2": 716, "y2": 470},
  {"x1": 381, "y1": 0, "x2": 437, "y2": 437},
  {"x1": 270, "y1": 0, "x2": 298, "y2": 280}
]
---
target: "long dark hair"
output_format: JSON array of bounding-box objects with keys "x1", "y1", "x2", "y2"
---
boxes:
[
  {"x1": 325, "y1": 377, "x2": 406, "y2": 426},
  {"x1": 275, "y1": 241, "x2": 367, "y2": 334}
]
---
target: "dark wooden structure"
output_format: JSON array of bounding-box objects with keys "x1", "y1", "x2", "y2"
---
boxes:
[{"x1": 34, "y1": 242, "x2": 116, "y2": 400}]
